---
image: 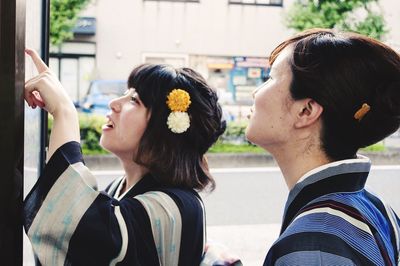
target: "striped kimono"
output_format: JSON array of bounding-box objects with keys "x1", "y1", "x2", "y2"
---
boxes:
[
  {"x1": 23, "y1": 141, "x2": 206, "y2": 265},
  {"x1": 264, "y1": 156, "x2": 400, "y2": 266}
]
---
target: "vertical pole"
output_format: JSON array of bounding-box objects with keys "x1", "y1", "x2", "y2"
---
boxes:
[
  {"x1": 40, "y1": 0, "x2": 50, "y2": 173},
  {"x1": 0, "y1": 0, "x2": 26, "y2": 264}
]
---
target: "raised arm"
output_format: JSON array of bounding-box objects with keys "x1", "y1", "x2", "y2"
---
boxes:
[{"x1": 25, "y1": 49, "x2": 80, "y2": 161}]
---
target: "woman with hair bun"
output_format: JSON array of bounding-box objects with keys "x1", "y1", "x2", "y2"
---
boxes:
[
  {"x1": 246, "y1": 29, "x2": 400, "y2": 265},
  {"x1": 23, "y1": 49, "x2": 236, "y2": 265}
]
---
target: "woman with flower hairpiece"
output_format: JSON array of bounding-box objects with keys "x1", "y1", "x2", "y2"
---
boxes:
[
  {"x1": 246, "y1": 29, "x2": 400, "y2": 265},
  {"x1": 23, "y1": 49, "x2": 241, "y2": 265}
]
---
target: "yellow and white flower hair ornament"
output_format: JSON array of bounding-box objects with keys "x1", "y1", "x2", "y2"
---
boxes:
[{"x1": 166, "y1": 89, "x2": 191, "y2": 133}]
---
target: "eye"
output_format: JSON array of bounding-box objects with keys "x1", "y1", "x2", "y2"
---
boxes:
[{"x1": 130, "y1": 95, "x2": 139, "y2": 104}]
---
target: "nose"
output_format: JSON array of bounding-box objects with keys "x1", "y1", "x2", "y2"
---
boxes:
[{"x1": 109, "y1": 97, "x2": 122, "y2": 113}]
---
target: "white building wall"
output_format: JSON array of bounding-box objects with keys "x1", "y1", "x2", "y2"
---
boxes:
[
  {"x1": 80, "y1": 0, "x2": 400, "y2": 79},
  {"x1": 381, "y1": 0, "x2": 400, "y2": 51},
  {"x1": 94, "y1": 0, "x2": 294, "y2": 79},
  {"x1": 66, "y1": 0, "x2": 400, "y2": 115}
]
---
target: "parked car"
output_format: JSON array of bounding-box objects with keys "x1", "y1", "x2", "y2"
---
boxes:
[{"x1": 79, "y1": 80, "x2": 126, "y2": 115}]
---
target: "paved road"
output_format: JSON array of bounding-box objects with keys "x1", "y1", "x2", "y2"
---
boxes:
[
  {"x1": 90, "y1": 166, "x2": 400, "y2": 265},
  {"x1": 23, "y1": 166, "x2": 400, "y2": 266},
  {"x1": 94, "y1": 166, "x2": 400, "y2": 225}
]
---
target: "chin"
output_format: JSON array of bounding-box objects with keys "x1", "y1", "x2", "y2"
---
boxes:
[
  {"x1": 245, "y1": 126, "x2": 255, "y2": 144},
  {"x1": 245, "y1": 128, "x2": 267, "y2": 151},
  {"x1": 99, "y1": 137, "x2": 112, "y2": 153}
]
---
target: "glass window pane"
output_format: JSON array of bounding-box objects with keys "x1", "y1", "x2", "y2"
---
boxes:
[
  {"x1": 24, "y1": 0, "x2": 42, "y2": 264},
  {"x1": 78, "y1": 57, "x2": 96, "y2": 100},
  {"x1": 49, "y1": 57, "x2": 59, "y2": 77},
  {"x1": 270, "y1": 0, "x2": 282, "y2": 4},
  {"x1": 60, "y1": 58, "x2": 79, "y2": 102}
]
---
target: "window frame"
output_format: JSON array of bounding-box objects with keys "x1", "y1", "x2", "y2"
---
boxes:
[{"x1": 228, "y1": 0, "x2": 283, "y2": 7}]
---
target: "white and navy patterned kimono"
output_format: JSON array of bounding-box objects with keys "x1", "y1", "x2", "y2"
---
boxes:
[
  {"x1": 264, "y1": 156, "x2": 400, "y2": 266},
  {"x1": 23, "y1": 141, "x2": 206, "y2": 265}
]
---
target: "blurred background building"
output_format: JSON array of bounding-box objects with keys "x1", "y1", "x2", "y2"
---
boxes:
[{"x1": 49, "y1": 0, "x2": 400, "y2": 119}]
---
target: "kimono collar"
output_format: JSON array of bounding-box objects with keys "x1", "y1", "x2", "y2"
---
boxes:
[
  {"x1": 281, "y1": 155, "x2": 371, "y2": 234},
  {"x1": 108, "y1": 173, "x2": 163, "y2": 200}
]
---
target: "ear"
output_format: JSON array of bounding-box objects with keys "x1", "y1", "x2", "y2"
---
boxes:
[
  {"x1": 294, "y1": 99, "x2": 323, "y2": 129},
  {"x1": 145, "y1": 109, "x2": 152, "y2": 122}
]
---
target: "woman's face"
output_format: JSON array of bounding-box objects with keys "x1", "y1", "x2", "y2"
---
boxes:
[
  {"x1": 246, "y1": 47, "x2": 295, "y2": 150},
  {"x1": 100, "y1": 88, "x2": 150, "y2": 159}
]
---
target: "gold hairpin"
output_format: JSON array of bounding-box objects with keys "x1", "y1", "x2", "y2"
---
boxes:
[{"x1": 354, "y1": 103, "x2": 370, "y2": 121}]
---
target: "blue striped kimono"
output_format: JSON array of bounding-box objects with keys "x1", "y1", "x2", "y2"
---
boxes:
[
  {"x1": 23, "y1": 141, "x2": 205, "y2": 265},
  {"x1": 264, "y1": 156, "x2": 400, "y2": 266}
]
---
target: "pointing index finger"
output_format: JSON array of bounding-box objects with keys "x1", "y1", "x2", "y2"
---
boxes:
[{"x1": 25, "y1": 48, "x2": 49, "y2": 73}]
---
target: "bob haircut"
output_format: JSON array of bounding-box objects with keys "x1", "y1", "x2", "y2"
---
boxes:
[
  {"x1": 270, "y1": 29, "x2": 400, "y2": 161},
  {"x1": 127, "y1": 64, "x2": 226, "y2": 191}
]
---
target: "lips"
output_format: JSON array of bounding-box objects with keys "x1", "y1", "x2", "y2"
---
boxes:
[
  {"x1": 106, "y1": 120, "x2": 114, "y2": 128},
  {"x1": 103, "y1": 115, "x2": 115, "y2": 129}
]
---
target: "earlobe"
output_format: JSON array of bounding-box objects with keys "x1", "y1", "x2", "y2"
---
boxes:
[{"x1": 294, "y1": 99, "x2": 323, "y2": 128}]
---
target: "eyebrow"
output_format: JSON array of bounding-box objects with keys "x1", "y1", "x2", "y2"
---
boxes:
[{"x1": 124, "y1": 88, "x2": 136, "y2": 96}]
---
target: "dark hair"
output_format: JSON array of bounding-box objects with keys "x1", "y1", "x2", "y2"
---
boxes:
[
  {"x1": 270, "y1": 28, "x2": 400, "y2": 160},
  {"x1": 127, "y1": 64, "x2": 226, "y2": 191}
]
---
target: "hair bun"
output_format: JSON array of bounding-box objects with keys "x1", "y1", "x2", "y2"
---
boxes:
[
  {"x1": 356, "y1": 80, "x2": 400, "y2": 148},
  {"x1": 378, "y1": 80, "x2": 400, "y2": 117},
  {"x1": 214, "y1": 119, "x2": 227, "y2": 143}
]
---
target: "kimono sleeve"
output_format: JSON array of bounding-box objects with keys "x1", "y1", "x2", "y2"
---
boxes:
[
  {"x1": 24, "y1": 141, "x2": 95, "y2": 229},
  {"x1": 23, "y1": 141, "x2": 154, "y2": 265}
]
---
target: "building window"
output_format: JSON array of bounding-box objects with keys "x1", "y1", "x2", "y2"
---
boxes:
[
  {"x1": 229, "y1": 0, "x2": 283, "y2": 6},
  {"x1": 144, "y1": 0, "x2": 200, "y2": 2}
]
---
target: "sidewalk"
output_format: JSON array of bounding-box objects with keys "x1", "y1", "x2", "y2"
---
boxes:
[
  {"x1": 23, "y1": 224, "x2": 280, "y2": 265},
  {"x1": 84, "y1": 149, "x2": 400, "y2": 170},
  {"x1": 208, "y1": 223, "x2": 281, "y2": 266}
]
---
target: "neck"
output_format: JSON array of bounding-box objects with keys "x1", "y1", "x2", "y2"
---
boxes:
[
  {"x1": 118, "y1": 156, "x2": 149, "y2": 192},
  {"x1": 268, "y1": 141, "x2": 331, "y2": 190}
]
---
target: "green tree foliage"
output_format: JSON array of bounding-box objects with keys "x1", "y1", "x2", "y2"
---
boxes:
[
  {"x1": 50, "y1": 0, "x2": 91, "y2": 45},
  {"x1": 285, "y1": 0, "x2": 387, "y2": 40},
  {"x1": 48, "y1": 113, "x2": 108, "y2": 154}
]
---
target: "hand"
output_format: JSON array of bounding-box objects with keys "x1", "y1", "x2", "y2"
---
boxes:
[{"x1": 25, "y1": 49, "x2": 74, "y2": 116}]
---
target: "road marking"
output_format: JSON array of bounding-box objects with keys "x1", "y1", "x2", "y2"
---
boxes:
[
  {"x1": 371, "y1": 165, "x2": 400, "y2": 170},
  {"x1": 210, "y1": 165, "x2": 400, "y2": 173},
  {"x1": 210, "y1": 167, "x2": 281, "y2": 173},
  {"x1": 24, "y1": 165, "x2": 400, "y2": 177}
]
